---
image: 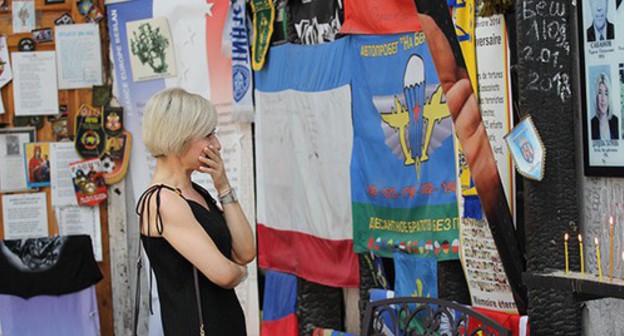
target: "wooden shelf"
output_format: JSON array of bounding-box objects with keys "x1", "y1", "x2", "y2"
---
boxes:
[{"x1": 523, "y1": 271, "x2": 624, "y2": 301}]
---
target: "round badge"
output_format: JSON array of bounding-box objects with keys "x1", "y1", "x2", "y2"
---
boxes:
[{"x1": 18, "y1": 38, "x2": 35, "y2": 52}]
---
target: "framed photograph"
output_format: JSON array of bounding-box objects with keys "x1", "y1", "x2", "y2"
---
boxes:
[
  {"x1": 32, "y1": 28, "x2": 53, "y2": 43},
  {"x1": 23, "y1": 142, "x2": 51, "y2": 188},
  {"x1": 0, "y1": 127, "x2": 36, "y2": 193},
  {"x1": 578, "y1": 0, "x2": 624, "y2": 176}
]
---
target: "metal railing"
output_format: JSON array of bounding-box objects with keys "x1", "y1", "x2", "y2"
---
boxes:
[{"x1": 361, "y1": 297, "x2": 512, "y2": 336}]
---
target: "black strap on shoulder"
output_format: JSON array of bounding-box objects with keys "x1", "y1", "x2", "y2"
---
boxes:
[{"x1": 133, "y1": 184, "x2": 204, "y2": 335}]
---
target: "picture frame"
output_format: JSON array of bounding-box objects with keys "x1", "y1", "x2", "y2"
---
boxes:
[
  {"x1": 0, "y1": 127, "x2": 36, "y2": 193},
  {"x1": 578, "y1": 0, "x2": 624, "y2": 176}
]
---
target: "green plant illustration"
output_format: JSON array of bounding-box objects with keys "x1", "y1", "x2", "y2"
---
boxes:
[{"x1": 130, "y1": 23, "x2": 170, "y2": 74}]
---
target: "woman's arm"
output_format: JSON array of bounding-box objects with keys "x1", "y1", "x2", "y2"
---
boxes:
[
  {"x1": 156, "y1": 191, "x2": 248, "y2": 288},
  {"x1": 199, "y1": 145, "x2": 256, "y2": 265}
]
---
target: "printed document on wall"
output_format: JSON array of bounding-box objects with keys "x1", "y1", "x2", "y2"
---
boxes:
[
  {"x1": 2, "y1": 192, "x2": 49, "y2": 240},
  {"x1": 55, "y1": 24, "x2": 103, "y2": 89},
  {"x1": 12, "y1": 52, "x2": 59, "y2": 116}
]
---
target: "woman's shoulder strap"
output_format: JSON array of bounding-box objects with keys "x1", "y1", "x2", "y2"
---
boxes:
[{"x1": 135, "y1": 184, "x2": 185, "y2": 235}]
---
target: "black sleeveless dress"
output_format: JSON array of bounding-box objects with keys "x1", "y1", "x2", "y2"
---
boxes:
[{"x1": 137, "y1": 183, "x2": 246, "y2": 336}]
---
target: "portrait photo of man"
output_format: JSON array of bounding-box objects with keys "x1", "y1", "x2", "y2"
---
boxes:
[{"x1": 587, "y1": 0, "x2": 615, "y2": 41}]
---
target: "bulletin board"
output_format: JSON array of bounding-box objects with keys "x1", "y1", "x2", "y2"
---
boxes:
[{"x1": 0, "y1": 0, "x2": 113, "y2": 334}]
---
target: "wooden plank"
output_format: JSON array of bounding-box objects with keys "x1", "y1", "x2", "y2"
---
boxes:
[{"x1": 108, "y1": 179, "x2": 133, "y2": 335}]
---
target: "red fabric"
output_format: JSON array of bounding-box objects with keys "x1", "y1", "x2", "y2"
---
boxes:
[
  {"x1": 340, "y1": 0, "x2": 422, "y2": 35},
  {"x1": 469, "y1": 308, "x2": 530, "y2": 336},
  {"x1": 261, "y1": 313, "x2": 298, "y2": 336},
  {"x1": 257, "y1": 224, "x2": 360, "y2": 288}
]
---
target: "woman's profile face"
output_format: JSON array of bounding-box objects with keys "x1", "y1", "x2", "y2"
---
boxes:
[
  {"x1": 182, "y1": 130, "x2": 221, "y2": 171},
  {"x1": 597, "y1": 82, "x2": 609, "y2": 116}
]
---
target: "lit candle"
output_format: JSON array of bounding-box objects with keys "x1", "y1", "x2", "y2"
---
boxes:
[
  {"x1": 578, "y1": 234, "x2": 584, "y2": 276},
  {"x1": 564, "y1": 233, "x2": 569, "y2": 275},
  {"x1": 609, "y1": 216, "x2": 614, "y2": 282},
  {"x1": 595, "y1": 237, "x2": 603, "y2": 281}
]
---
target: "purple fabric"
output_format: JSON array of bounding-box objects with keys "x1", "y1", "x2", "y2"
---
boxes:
[{"x1": 0, "y1": 285, "x2": 99, "y2": 336}]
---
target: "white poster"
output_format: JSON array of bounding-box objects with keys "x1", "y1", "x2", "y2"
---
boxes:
[
  {"x1": 50, "y1": 142, "x2": 81, "y2": 206},
  {"x1": 58, "y1": 206, "x2": 103, "y2": 261},
  {"x1": 0, "y1": 127, "x2": 35, "y2": 193},
  {"x1": 475, "y1": 14, "x2": 515, "y2": 218},
  {"x1": 55, "y1": 24, "x2": 104, "y2": 89},
  {"x1": 460, "y1": 218, "x2": 518, "y2": 314},
  {"x1": 126, "y1": 17, "x2": 176, "y2": 82},
  {"x1": 0, "y1": 37, "x2": 13, "y2": 89},
  {"x1": 12, "y1": 52, "x2": 59, "y2": 116},
  {"x1": 2, "y1": 192, "x2": 48, "y2": 240},
  {"x1": 12, "y1": 0, "x2": 35, "y2": 34}
]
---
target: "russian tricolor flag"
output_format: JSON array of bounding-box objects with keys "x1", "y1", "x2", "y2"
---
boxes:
[{"x1": 261, "y1": 271, "x2": 299, "y2": 336}]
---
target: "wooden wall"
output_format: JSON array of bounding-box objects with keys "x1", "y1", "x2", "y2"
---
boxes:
[{"x1": 0, "y1": 0, "x2": 113, "y2": 334}]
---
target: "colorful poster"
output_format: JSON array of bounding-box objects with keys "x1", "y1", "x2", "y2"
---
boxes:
[
  {"x1": 24, "y1": 142, "x2": 51, "y2": 188},
  {"x1": 255, "y1": 39, "x2": 359, "y2": 287},
  {"x1": 350, "y1": 33, "x2": 459, "y2": 260},
  {"x1": 108, "y1": 1, "x2": 259, "y2": 334},
  {"x1": 69, "y1": 158, "x2": 108, "y2": 207}
]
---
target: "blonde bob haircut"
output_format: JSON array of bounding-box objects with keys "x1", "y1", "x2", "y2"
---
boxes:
[
  {"x1": 142, "y1": 88, "x2": 217, "y2": 157},
  {"x1": 595, "y1": 72, "x2": 612, "y2": 119}
]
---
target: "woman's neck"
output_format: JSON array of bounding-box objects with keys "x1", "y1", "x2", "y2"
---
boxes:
[{"x1": 152, "y1": 156, "x2": 193, "y2": 190}]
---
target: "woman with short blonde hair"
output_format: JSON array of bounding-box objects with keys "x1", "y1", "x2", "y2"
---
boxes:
[
  {"x1": 590, "y1": 72, "x2": 619, "y2": 140},
  {"x1": 136, "y1": 87, "x2": 254, "y2": 335}
]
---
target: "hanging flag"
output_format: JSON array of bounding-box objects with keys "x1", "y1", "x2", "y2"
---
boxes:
[
  {"x1": 451, "y1": 0, "x2": 477, "y2": 94},
  {"x1": 350, "y1": 32, "x2": 459, "y2": 260},
  {"x1": 261, "y1": 270, "x2": 299, "y2": 336},
  {"x1": 340, "y1": 0, "x2": 421, "y2": 35},
  {"x1": 251, "y1": 0, "x2": 275, "y2": 70},
  {"x1": 287, "y1": 0, "x2": 343, "y2": 44},
  {"x1": 230, "y1": 0, "x2": 254, "y2": 122},
  {"x1": 255, "y1": 38, "x2": 359, "y2": 287},
  {"x1": 393, "y1": 252, "x2": 438, "y2": 299}
]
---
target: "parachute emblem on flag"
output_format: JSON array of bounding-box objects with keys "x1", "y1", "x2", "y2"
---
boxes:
[{"x1": 373, "y1": 55, "x2": 454, "y2": 180}]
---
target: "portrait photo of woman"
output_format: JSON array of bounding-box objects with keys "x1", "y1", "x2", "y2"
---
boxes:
[{"x1": 590, "y1": 71, "x2": 619, "y2": 140}]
